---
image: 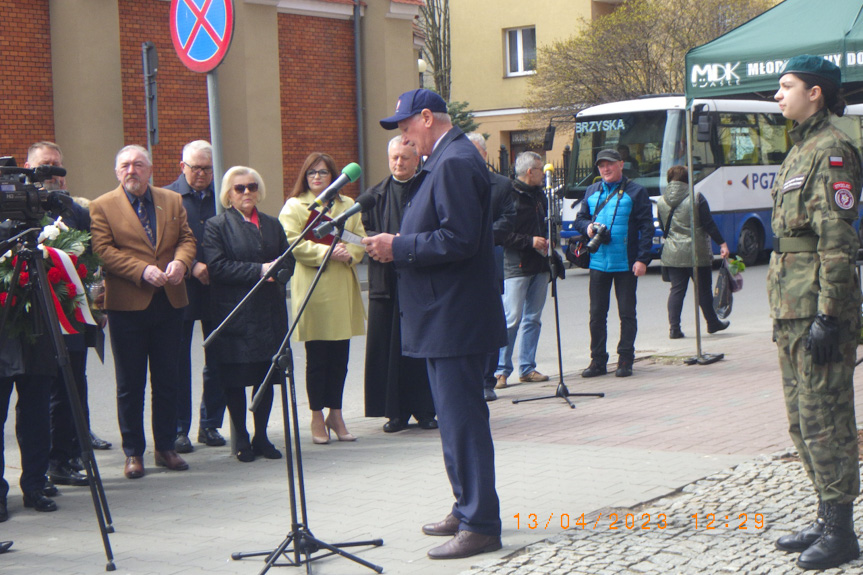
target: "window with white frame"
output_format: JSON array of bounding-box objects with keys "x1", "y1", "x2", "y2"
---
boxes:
[{"x1": 506, "y1": 27, "x2": 536, "y2": 77}]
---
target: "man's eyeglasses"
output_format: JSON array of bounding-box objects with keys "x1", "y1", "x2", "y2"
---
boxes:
[
  {"x1": 232, "y1": 182, "x2": 259, "y2": 193},
  {"x1": 306, "y1": 169, "x2": 330, "y2": 179},
  {"x1": 184, "y1": 163, "x2": 214, "y2": 174}
]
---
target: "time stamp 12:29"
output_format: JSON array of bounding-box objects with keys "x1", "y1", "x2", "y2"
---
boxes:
[{"x1": 513, "y1": 512, "x2": 766, "y2": 531}]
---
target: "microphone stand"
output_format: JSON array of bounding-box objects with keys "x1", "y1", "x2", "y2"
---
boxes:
[
  {"x1": 513, "y1": 167, "x2": 605, "y2": 409},
  {"x1": 208, "y1": 204, "x2": 383, "y2": 574},
  {"x1": 0, "y1": 228, "x2": 116, "y2": 571}
]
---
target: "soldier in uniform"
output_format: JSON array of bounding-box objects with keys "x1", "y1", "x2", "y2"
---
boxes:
[{"x1": 769, "y1": 55, "x2": 862, "y2": 571}]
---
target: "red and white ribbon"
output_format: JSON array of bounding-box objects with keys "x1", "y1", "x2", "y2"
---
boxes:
[{"x1": 43, "y1": 245, "x2": 97, "y2": 334}]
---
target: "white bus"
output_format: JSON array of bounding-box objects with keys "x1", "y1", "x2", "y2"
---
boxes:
[{"x1": 560, "y1": 96, "x2": 863, "y2": 264}]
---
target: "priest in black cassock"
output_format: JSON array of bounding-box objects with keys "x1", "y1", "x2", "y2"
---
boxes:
[{"x1": 363, "y1": 136, "x2": 437, "y2": 433}]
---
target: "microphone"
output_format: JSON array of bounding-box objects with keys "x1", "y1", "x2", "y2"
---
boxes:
[
  {"x1": 308, "y1": 162, "x2": 362, "y2": 210},
  {"x1": 543, "y1": 163, "x2": 554, "y2": 189},
  {"x1": 34, "y1": 165, "x2": 67, "y2": 181},
  {"x1": 313, "y1": 193, "x2": 376, "y2": 239}
]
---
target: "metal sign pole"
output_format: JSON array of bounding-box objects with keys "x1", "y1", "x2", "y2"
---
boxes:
[{"x1": 207, "y1": 69, "x2": 224, "y2": 215}]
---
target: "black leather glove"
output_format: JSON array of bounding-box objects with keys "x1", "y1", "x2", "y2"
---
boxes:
[{"x1": 806, "y1": 314, "x2": 842, "y2": 365}]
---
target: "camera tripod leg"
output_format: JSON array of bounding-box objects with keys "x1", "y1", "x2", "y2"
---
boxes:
[{"x1": 27, "y1": 250, "x2": 116, "y2": 569}]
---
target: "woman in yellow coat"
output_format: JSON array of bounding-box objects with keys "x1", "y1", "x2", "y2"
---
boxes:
[{"x1": 279, "y1": 153, "x2": 366, "y2": 444}]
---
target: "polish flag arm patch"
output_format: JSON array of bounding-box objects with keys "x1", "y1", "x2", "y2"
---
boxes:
[{"x1": 829, "y1": 156, "x2": 844, "y2": 167}]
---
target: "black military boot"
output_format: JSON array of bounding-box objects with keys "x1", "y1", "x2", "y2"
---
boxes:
[
  {"x1": 776, "y1": 500, "x2": 826, "y2": 552},
  {"x1": 797, "y1": 502, "x2": 860, "y2": 570}
]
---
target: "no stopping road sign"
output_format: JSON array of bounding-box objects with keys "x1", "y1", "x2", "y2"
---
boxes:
[{"x1": 170, "y1": 0, "x2": 234, "y2": 73}]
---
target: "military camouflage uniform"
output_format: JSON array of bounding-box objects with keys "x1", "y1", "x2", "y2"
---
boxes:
[{"x1": 768, "y1": 107, "x2": 862, "y2": 504}]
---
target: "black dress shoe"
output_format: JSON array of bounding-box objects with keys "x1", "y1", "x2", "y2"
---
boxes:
[
  {"x1": 669, "y1": 326, "x2": 684, "y2": 339},
  {"x1": 383, "y1": 418, "x2": 408, "y2": 433},
  {"x1": 0, "y1": 498, "x2": 7, "y2": 522},
  {"x1": 417, "y1": 417, "x2": 438, "y2": 430},
  {"x1": 707, "y1": 319, "x2": 730, "y2": 334},
  {"x1": 68, "y1": 457, "x2": 85, "y2": 472},
  {"x1": 23, "y1": 491, "x2": 57, "y2": 512},
  {"x1": 174, "y1": 434, "x2": 194, "y2": 454},
  {"x1": 48, "y1": 462, "x2": 89, "y2": 486},
  {"x1": 0, "y1": 540, "x2": 11, "y2": 554},
  {"x1": 236, "y1": 443, "x2": 255, "y2": 463},
  {"x1": 198, "y1": 427, "x2": 227, "y2": 447},
  {"x1": 252, "y1": 439, "x2": 282, "y2": 459},
  {"x1": 484, "y1": 388, "x2": 497, "y2": 402},
  {"x1": 42, "y1": 479, "x2": 59, "y2": 497},
  {"x1": 581, "y1": 362, "x2": 607, "y2": 378},
  {"x1": 90, "y1": 431, "x2": 112, "y2": 450},
  {"x1": 427, "y1": 530, "x2": 502, "y2": 559}
]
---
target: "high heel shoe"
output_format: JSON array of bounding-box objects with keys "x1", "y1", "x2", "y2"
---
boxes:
[
  {"x1": 325, "y1": 416, "x2": 357, "y2": 442},
  {"x1": 311, "y1": 420, "x2": 330, "y2": 445}
]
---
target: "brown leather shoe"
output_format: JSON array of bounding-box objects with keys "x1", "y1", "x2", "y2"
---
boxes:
[
  {"x1": 427, "y1": 530, "x2": 502, "y2": 560},
  {"x1": 124, "y1": 456, "x2": 145, "y2": 479},
  {"x1": 422, "y1": 513, "x2": 460, "y2": 536},
  {"x1": 154, "y1": 450, "x2": 189, "y2": 471}
]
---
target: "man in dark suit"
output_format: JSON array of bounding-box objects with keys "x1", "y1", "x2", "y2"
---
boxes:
[
  {"x1": 90, "y1": 145, "x2": 196, "y2": 479},
  {"x1": 164, "y1": 140, "x2": 226, "y2": 453},
  {"x1": 363, "y1": 89, "x2": 507, "y2": 560}
]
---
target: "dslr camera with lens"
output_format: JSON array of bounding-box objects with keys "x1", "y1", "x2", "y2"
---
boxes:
[{"x1": 586, "y1": 222, "x2": 611, "y2": 253}]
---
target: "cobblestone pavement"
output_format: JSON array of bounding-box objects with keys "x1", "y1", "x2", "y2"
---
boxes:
[{"x1": 462, "y1": 453, "x2": 862, "y2": 575}]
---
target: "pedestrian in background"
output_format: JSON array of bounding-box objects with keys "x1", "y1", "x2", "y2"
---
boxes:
[{"x1": 657, "y1": 165, "x2": 729, "y2": 339}]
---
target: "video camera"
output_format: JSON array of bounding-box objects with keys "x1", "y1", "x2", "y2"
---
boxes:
[{"x1": 0, "y1": 156, "x2": 67, "y2": 224}]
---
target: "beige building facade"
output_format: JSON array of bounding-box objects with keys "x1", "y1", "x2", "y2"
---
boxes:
[{"x1": 449, "y1": 0, "x2": 622, "y2": 170}]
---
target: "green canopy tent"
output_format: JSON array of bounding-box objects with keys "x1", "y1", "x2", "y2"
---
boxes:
[
  {"x1": 677, "y1": 0, "x2": 863, "y2": 362},
  {"x1": 685, "y1": 0, "x2": 863, "y2": 104}
]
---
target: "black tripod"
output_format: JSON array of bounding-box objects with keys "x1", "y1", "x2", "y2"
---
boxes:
[
  {"x1": 0, "y1": 226, "x2": 116, "y2": 571},
  {"x1": 205, "y1": 204, "x2": 382, "y2": 574},
  {"x1": 513, "y1": 166, "x2": 604, "y2": 409}
]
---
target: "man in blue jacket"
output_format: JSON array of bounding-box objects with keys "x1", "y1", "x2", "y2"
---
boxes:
[
  {"x1": 575, "y1": 149, "x2": 653, "y2": 377},
  {"x1": 363, "y1": 89, "x2": 506, "y2": 560},
  {"x1": 164, "y1": 140, "x2": 226, "y2": 452}
]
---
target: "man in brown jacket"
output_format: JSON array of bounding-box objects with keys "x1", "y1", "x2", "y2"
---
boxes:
[{"x1": 90, "y1": 145, "x2": 196, "y2": 479}]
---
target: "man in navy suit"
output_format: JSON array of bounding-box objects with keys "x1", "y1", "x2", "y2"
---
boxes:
[
  {"x1": 164, "y1": 140, "x2": 226, "y2": 453},
  {"x1": 363, "y1": 89, "x2": 507, "y2": 560}
]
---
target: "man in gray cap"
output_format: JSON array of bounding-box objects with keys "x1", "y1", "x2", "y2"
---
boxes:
[
  {"x1": 574, "y1": 148, "x2": 653, "y2": 378},
  {"x1": 363, "y1": 89, "x2": 506, "y2": 560}
]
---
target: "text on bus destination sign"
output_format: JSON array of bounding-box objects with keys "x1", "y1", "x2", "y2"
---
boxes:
[{"x1": 576, "y1": 119, "x2": 627, "y2": 134}]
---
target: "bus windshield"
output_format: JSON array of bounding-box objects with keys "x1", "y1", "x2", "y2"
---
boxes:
[{"x1": 568, "y1": 109, "x2": 718, "y2": 199}]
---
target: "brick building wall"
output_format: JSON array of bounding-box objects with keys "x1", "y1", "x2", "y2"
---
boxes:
[
  {"x1": 0, "y1": 0, "x2": 55, "y2": 164},
  {"x1": 278, "y1": 13, "x2": 359, "y2": 198},
  {"x1": 117, "y1": 0, "x2": 211, "y2": 187}
]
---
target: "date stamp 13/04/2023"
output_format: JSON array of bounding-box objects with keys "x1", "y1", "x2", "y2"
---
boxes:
[{"x1": 513, "y1": 512, "x2": 766, "y2": 532}]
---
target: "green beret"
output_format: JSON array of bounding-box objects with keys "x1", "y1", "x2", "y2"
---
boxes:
[{"x1": 782, "y1": 55, "x2": 841, "y2": 87}]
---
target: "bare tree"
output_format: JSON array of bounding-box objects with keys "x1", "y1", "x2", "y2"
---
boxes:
[
  {"x1": 524, "y1": 0, "x2": 777, "y2": 130},
  {"x1": 419, "y1": 0, "x2": 451, "y2": 102}
]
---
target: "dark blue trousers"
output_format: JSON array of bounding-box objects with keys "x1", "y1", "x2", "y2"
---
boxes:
[
  {"x1": 0, "y1": 374, "x2": 51, "y2": 495},
  {"x1": 426, "y1": 354, "x2": 501, "y2": 536},
  {"x1": 107, "y1": 292, "x2": 184, "y2": 457},
  {"x1": 177, "y1": 318, "x2": 226, "y2": 435}
]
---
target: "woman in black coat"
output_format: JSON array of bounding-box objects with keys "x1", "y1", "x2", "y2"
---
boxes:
[{"x1": 203, "y1": 166, "x2": 293, "y2": 463}]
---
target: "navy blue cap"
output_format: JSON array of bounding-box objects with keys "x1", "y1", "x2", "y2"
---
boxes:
[
  {"x1": 380, "y1": 89, "x2": 448, "y2": 130},
  {"x1": 782, "y1": 55, "x2": 842, "y2": 87}
]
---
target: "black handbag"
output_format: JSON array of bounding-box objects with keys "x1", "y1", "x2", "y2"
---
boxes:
[{"x1": 565, "y1": 236, "x2": 591, "y2": 268}]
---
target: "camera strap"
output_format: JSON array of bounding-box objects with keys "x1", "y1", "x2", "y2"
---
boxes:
[{"x1": 589, "y1": 178, "x2": 626, "y2": 233}]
